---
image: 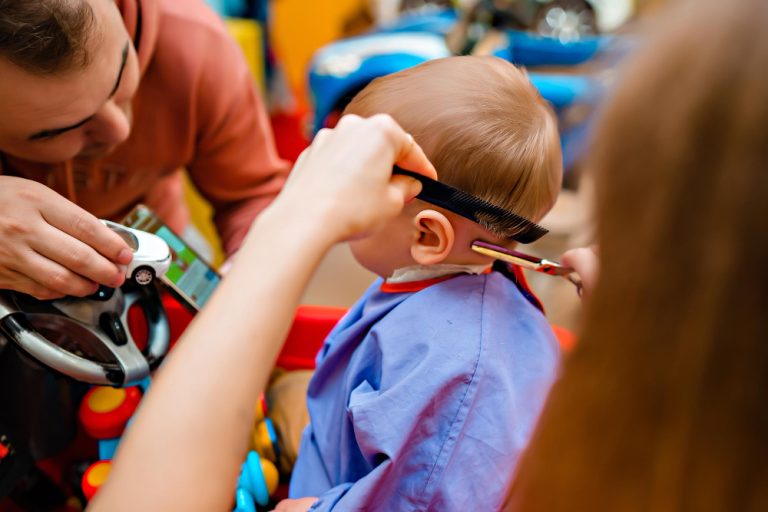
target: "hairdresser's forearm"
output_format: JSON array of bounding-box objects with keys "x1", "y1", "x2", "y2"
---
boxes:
[
  {"x1": 90, "y1": 203, "x2": 336, "y2": 512},
  {"x1": 88, "y1": 112, "x2": 435, "y2": 511}
]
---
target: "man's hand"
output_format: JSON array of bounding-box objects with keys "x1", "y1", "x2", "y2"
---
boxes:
[
  {"x1": 0, "y1": 176, "x2": 134, "y2": 299},
  {"x1": 271, "y1": 497, "x2": 319, "y2": 512}
]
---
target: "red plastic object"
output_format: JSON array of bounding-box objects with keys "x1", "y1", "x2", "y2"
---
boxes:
[
  {"x1": 0, "y1": 441, "x2": 8, "y2": 460},
  {"x1": 140, "y1": 293, "x2": 572, "y2": 364},
  {"x1": 279, "y1": 306, "x2": 577, "y2": 364},
  {"x1": 270, "y1": 111, "x2": 310, "y2": 163},
  {"x1": 81, "y1": 460, "x2": 111, "y2": 501},
  {"x1": 135, "y1": 295, "x2": 340, "y2": 370},
  {"x1": 79, "y1": 386, "x2": 142, "y2": 440},
  {"x1": 127, "y1": 294, "x2": 194, "y2": 352},
  {"x1": 254, "y1": 393, "x2": 269, "y2": 423},
  {"x1": 552, "y1": 325, "x2": 576, "y2": 352},
  {"x1": 278, "y1": 305, "x2": 347, "y2": 370}
]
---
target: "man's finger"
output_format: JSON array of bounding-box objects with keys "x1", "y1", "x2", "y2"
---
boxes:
[
  {"x1": 15, "y1": 251, "x2": 101, "y2": 297},
  {"x1": 0, "y1": 268, "x2": 65, "y2": 300},
  {"x1": 39, "y1": 197, "x2": 133, "y2": 265},
  {"x1": 30, "y1": 225, "x2": 127, "y2": 288}
]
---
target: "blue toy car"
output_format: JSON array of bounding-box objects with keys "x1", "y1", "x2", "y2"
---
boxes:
[
  {"x1": 307, "y1": 4, "x2": 627, "y2": 170},
  {"x1": 309, "y1": 5, "x2": 613, "y2": 130},
  {"x1": 383, "y1": 1, "x2": 632, "y2": 42}
]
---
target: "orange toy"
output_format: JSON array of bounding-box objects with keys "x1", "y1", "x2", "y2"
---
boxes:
[
  {"x1": 254, "y1": 393, "x2": 268, "y2": 424},
  {"x1": 235, "y1": 451, "x2": 280, "y2": 510},
  {"x1": 79, "y1": 386, "x2": 142, "y2": 439},
  {"x1": 251, "y1": 419, "x2": 279, "y2": 463}
]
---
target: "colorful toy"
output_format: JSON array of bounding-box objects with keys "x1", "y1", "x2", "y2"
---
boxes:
[
  {"x1": 309, "y1": 25, "x2": 606, "y2": 126},
  {"x1": 3, "y1": 301, "x2": 351, "y2": 506},
  {"x1": 254, "y1": 393, "x2": 268, "y2": 424},
  {"x1": 234, "y1": 451, "x2": 279, "y2": 511},
  {"x1": 0, "y1": 284, "x2": 171, "y2": 387},
  {"x1": 101, "y1": 220, "x2": 171, "y2": 286},
  {"x1": 81, "y1": 460, "x2": 112, "y2": 501},
  {"x1": 250, "y1": 392, "x2": 279, "y2": 463},
  {"x1": 79, "y1": 386, "x2": 142, "y2": 440},
  {"x1": 232, "y1": 393, "x2": 281, "y2": 511},
  {"x1": 251, "y1": 419, "x2": 279, "y2": 463},
  {"x1": 77, "y1": 384, "x2": 147, "y2": 503},
  {"x1": 75, "y1": 373, "x2": 280, "y2": 509},
  {"x1": 306, "y1": 4, "x2": 630, "y2": 173},
  {"x1": 235, "y1": 488, "x2": 258, "y2": 512}
]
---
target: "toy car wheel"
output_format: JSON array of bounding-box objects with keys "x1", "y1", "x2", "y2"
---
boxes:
[
  {"x1": 534, "y1": 0, "x2": 597, "y2": 42},
  {"x1": 132, "y1": 266, "x2": 156, "y2": 286}
]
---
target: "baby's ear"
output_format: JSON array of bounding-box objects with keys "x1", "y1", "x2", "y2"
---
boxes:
[{"x1": 410, "y1": 209, "x2": 454, "y2": 265}]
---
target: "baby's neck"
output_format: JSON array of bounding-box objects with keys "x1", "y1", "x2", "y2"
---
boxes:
[{"x1": 386, "y1": 263, "x2": 491, "y2": 284}]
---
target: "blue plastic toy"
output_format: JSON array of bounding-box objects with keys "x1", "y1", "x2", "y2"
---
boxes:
[
  {"x1": 307, "y1": 6, "x2": 621, "y2": 171},
  {"x1": 234, "y1": 451, "x2": 279, "y2": 511}
]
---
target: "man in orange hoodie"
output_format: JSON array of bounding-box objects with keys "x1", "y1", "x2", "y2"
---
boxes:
[{"x1": 0, "y1": 0, "x2": 289, "y2": 299}]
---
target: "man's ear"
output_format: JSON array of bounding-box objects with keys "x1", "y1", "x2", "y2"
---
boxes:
[{"x1": 410, "y1": 209, "x2": 454, "y2": 265}]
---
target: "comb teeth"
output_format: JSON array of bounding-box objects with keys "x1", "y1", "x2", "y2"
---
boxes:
[{"x1": 393, "y1": 167, "x2": 549, "y2": 244}]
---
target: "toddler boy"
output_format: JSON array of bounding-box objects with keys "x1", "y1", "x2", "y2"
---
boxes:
[{"x1": 285, "y1": 56, "x2": 562, "y2": 511}]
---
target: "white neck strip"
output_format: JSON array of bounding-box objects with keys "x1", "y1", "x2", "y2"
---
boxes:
[{"x1": 386, "y1": 263, "x2": 491, "y2": 284}]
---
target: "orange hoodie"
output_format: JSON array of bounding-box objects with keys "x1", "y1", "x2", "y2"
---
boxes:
[{"x1": 0, "y1": 0, "x2": 289, "y2": 255}]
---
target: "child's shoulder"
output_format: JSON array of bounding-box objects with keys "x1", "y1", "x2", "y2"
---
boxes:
[
  {"x1": 371, "y1": 271, "x2": 556, "y2": 356},
  {"x1": 388, "y1": 270, "x2": 546, "y2": 322}
]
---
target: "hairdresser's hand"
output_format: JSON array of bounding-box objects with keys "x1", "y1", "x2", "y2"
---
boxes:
[
  {"x1": 0, "y1": 176, "x2": 133, "y2": 299},
  {"x1": 271, "y1": 497, "x2": 318, "y2": 512},
  {"x1": 561, "y1": 246, "x2": 599, "y2": 298},
  {"x1": 275, "y1": 114, "x2": 437, "y2": 243}
]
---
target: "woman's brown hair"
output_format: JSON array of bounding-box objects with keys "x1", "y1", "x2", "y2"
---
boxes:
[{"x1": 507, "y1": 0, "x2": 768, "y2": 510}]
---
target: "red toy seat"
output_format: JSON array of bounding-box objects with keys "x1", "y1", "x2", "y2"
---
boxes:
[
  {"x1": 128, "y1": 296, "x2": 576, "y2": 373},
  {"x1": 281, "y1": 306, "x2": 577, "y2": 370},
  {"x1": 278, "y1": 306, "x2": 347, "y2": 370}
]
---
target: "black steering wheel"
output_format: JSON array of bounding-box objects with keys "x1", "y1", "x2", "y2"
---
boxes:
[{"x1": 0, "y1": 284, "x2": 170, "y2": 386}]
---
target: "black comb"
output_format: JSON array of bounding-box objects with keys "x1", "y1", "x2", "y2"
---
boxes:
[{"x1": 393, "y1": 167, "x2": 548, "y2": 244}]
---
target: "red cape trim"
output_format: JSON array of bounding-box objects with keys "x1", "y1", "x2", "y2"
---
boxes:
[{"x1": 380, "y1": 267, "x2": 493, "y2": 294}]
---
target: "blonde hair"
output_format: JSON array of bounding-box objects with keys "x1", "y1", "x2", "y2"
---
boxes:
[{"x1": 344, "y1": 56, "x2": 562, "y2": 223}]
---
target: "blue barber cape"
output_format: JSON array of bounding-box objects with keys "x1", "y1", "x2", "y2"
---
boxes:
[{"x1": 290, "y1": 271, "x2": 560, "y2": 511}]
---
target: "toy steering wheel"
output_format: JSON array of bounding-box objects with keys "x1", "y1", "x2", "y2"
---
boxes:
[{"x1": 0, "y1": 285, "x2": 170, "y2": 386}]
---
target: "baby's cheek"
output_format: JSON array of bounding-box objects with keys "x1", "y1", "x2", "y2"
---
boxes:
[{"x1": 348, "y1": 238, "x2": 388, "y2": 277}]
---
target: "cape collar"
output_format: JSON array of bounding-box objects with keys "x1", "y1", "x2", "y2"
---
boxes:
[{"x1": 381, "y1": 264, "x2": 492, "y2": 294}]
